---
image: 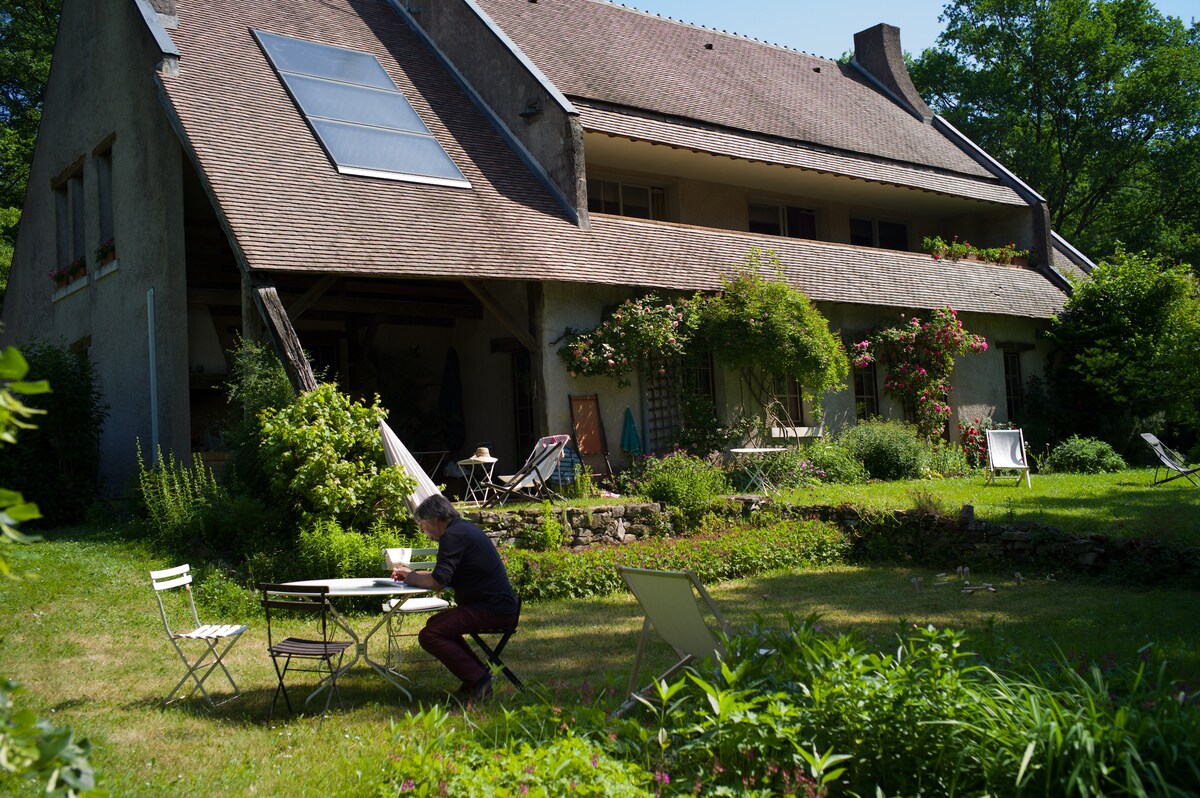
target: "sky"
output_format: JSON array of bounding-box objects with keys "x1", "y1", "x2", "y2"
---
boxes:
[{"x1": 615, "y1": 0, "x2": 1200, "y2": 60}]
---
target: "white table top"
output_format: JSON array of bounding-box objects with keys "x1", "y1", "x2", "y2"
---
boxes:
[
  {"x1": 275, "y1": 577, "x2": 432, "y2": 598},
  {"x1": 730, "y1": 447, "x2": 787, "y2": 454}
]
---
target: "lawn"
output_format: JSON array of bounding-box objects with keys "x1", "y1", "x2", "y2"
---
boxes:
[
  {"x1": 781, "y1": 470, "x2": 1200, "y2": 543},
  {"x1": 2, "y1": 513, "x2": 1199, "y2": 796}
]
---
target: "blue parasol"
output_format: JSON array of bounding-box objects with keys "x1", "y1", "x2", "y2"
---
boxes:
[{"x1": 620, "y1": 406, "x2": 642, "y2": 456}]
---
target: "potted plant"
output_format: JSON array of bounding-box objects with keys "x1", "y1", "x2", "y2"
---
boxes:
[
  {"x1": 48, "y1": 265, "x2": 70, "y2": 289},
  {"x1": 68, "y1": 256, "x2": 87, "y2": 280},
  {"x1": 93, "y1": 238, "x2": 116, "y2": 265}
]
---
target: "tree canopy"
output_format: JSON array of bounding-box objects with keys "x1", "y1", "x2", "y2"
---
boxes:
[
  {"x1": 1043, "y1": 248, "x2": 1200, "y2": 449},
  {"x1": 909, "y1": 0, "x2": 1200, "y2": 267}
]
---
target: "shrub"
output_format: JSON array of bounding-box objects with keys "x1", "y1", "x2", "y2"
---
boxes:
[
  {"x1": 958, "y1": 416, "x2": 1014, "y2": 469},
  {"x1": 192, "y1": 566, "x2": 259, "y2": 622},
  {"x1": 504, "y1": 518, "x2": 848, "y2": 603},
  {"x1": 295, "y1": 517, "x2": 409, "y2": 581},
  {"x1": 623, "y1": 451, "x2": 730, "y2": 528},
  {"x1": 802, "y1": 438, "x2": 867, "y2": 484},
  {"x1": 1046, "y1": 435, "x2": 1127, "y2": 474},
  {"x1": 192, "y1": 493, "x2": 282, "y2": 563},
  {"x1": 256, "y1": 384, "x2": 415, "y2": 531},
  {"x1": 0, "y1": 341, "x2": 107, "y2": 526},
  {"x1": 838, "y1": 419, "x2": 926, "y2": 480},
  {"x1": 737, "y1": 447, "x2": 827, "y2": 490},
  {"x1": 135, "y1": 442, "x2": 222, "y2": 555},
  {"x1": 222, "y1": 337, "x2": 295, "y2": 497}
]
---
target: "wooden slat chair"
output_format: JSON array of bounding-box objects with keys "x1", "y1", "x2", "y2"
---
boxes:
[
  {"x1": 150, "y1": 563, "x2": 248, "y2": 708},
  {"x1": 381, "y1": 547, "x2": 450, "y2": 672},
  {"x1": 258, "y1": 583, "x2": 353, "y2": 719}
]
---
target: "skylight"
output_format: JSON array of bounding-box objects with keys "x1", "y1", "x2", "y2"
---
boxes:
[{"x1": 254, "y1": 29, "x2": 470, "y2": 188}]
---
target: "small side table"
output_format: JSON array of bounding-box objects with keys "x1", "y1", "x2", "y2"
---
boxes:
[
  {"x1": 730, "y1": 447, "x2": 787, "y2": 494},
  {"x1": 457, "y1": 457, "x2": 497, "y2": 504}
]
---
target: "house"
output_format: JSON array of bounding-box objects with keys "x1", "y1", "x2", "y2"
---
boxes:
[{"x1": 0, "y1": 0, "x2": 1093, "y2": 493}]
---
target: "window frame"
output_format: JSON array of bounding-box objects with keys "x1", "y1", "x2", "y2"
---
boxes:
[
  {"x1": 748, "y1": 201, "x2": 817, "y2": 240},
  {"x1": 586, "y1": 177, "x2": 669, "y2": 221},
  {"x1": 849, "y1": 216, "x2": 909, "y2": 250},
  {"x1": 1003, "y1": 350, "x2": 1024, "y2": 420},
  {"x1": 853, "y1": 361, "x2": 880, "y2": 421}
]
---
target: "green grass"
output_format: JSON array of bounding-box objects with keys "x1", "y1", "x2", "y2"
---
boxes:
[
  {"x1": 3, "y1": 519, "x2": 1199, "y2": 796},
  {"x1": 781, "y1": 470, "x2": 1200, "y2": 543}
]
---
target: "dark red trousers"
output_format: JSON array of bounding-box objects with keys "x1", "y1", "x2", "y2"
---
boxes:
[{"x1": 419, "y1": 605, "x2": 519, "y2": 686}]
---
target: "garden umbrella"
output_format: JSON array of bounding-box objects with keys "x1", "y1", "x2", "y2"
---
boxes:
[
  {"x1": 379, "y1": 419, "x2": 441, "y2": 513},
  {"x1": 620, "y1": 407, "x2": 642, "y2": 456}
]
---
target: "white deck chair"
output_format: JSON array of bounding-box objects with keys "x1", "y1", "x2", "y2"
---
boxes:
[
  {"x1": 382, "y1": 547, "x2": 450, "y2": 672},
  {"x1": 483, "y1": 434, "x2": 571, "y2": 506},
  {"x1": 150, "y1": 564, "x2": 248, "y2": 708},
  {"x1": 614, "y1": 566, "x2": 731, "y2": 716},
  {"x1": 985, "y1": 428, "x2": 1032, "y2": 487}
]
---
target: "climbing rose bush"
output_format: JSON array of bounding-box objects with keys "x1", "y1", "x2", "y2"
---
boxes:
[
  {"x1": 558, "y1": 293, "x2": 704, "y2": 386},
  {"x1": 854, "y1": 307, "x2": 987, "y2": 439}
]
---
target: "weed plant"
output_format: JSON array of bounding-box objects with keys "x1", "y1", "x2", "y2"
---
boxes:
[{"x1": 135, "y1": 442, "x2": 221, "y2": 554}]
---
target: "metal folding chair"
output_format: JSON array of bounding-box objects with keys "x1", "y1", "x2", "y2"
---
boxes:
[
  {"x1": 381, "y1": 547, "x2": 450, "y2": 672},
  {"x1": 258, "y1": 583, "x2": 353, "y2": 719},
  {"x1": 468, "y1": 597, "x2": 523, "y2": 690},
  {"x1": 150, "y1": 563, "x2": 247, "y2": 708}
]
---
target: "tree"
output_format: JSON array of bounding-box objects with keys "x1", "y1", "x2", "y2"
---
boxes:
[
  {"x1": 1043, "y1": 248, "x2": 1200, "y2": 449},
  {"x1": 0, "y1": 1, "x2": 59, "y2": 210},
  {"x1": 909, "y1": 0, "x2": 1200, "y2": 266}
]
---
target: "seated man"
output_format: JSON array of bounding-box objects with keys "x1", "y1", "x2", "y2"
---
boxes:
[{"x1": 391, "y1": 493, "x2": 519, "y2": 701}]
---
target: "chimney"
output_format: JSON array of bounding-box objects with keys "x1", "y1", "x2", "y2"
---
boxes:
[
  {"x1": 853, "y1": 24, "x2": 932, "y2": 122},
  {"x1": 149, "y1": 0, "x2": 176, "y2": 13}
]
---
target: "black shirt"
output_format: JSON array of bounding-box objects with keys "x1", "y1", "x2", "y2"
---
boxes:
[{"x1": 431, "y1": 518, "x2": 519, "y2": 615}]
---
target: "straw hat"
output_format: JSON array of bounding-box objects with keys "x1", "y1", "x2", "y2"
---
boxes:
[{"x1": 463, "y1": 446, "x2": 497, "y2": 464}]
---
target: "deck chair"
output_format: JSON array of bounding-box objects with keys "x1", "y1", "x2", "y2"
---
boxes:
[
  {"x1": 482, "y1": 434, "x2": 571, "y2": 506},
  {"x1": 381, "y1": 547, "x2": 450, "y2": 672},
  {"x1": 614, "y1": 566, "x2": 731, "y2": 716},
  {"x1": 985, "y1": 428, "x2": 1031, "y2": 487},
  {"x1": 468, "y1": 597, "x2": 523, "y2": 690},
  {"x1": 1141, "y1": 433, "x2": 1199, "y2": 486},
  {"x1": 258, "y1": 583, "x2": 353, "y2": 719},
  {"x1": 569, "y1": 394, "x2": 615, "y2": 486},
  {"x1": 150, "y1": 564, "x2": 247, "y2": 708}
]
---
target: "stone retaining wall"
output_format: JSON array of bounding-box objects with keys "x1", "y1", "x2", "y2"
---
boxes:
[{"x1": 464, "y1": 499, "x2": 1198, "y2": 582}]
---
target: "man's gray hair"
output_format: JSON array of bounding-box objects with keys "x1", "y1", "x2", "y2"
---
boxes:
[{"x1": 414, "y1": 493, "x2": 460, "y2": 524}]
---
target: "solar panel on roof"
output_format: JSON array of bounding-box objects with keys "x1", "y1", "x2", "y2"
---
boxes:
[{"x1": 254, "y1": 29, "x2": 470, "y2": 188}]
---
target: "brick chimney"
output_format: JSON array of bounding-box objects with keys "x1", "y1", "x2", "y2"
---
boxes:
[{"x1": 853, "y1": 24, "x2": 933, "y2": 122}]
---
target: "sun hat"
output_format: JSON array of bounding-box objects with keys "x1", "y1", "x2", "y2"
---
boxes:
[{"x1": 463, "y1": 446, "x2": 498, "y2": 464}]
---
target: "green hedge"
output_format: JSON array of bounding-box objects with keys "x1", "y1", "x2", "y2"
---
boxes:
[{"x1": 502, "y1": 518, "x2": 848, "y2": 602}]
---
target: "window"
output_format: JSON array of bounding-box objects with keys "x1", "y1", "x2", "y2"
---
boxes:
[
  {"x1": 95, "y1": 148, "x2": 114, "y2": 244},
  {"x1": 748, "y1": 202, "x2": 816, "y2": 239},
  {"x1": 853, "y1": 362, "x2": 879, "y2": 420},
  {"x1": 771, "y1": 374, "x2": 805, "y2": 426},
  {"x1": 587, "y1": 179, "x2": 667, "y2": 220},
  {"x1": 850, "y1": 217, "x2": 909, "y2": 250},
  {"x1": 254, "y1": 29, "x2": 469, "y2": 187},
  {"x1": 1003, "y1": 351, "x2": 1023, "y2": 419}
]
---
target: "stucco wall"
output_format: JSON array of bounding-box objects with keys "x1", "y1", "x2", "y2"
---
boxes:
[
  {"x1": 0, "y1": 0, "x2": 189, "y2": 493},
  {"x1": 537, "y1": 284, "x2": 1049, "y2": 460},
  {"x1": 540, "y1": 281, "x2": 643, "y2": 467}
]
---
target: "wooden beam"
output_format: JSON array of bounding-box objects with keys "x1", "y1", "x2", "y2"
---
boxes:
[
  {"x1": 251, "y1": 282, "x2": 318, "y2": 392},
  {"x1": 463, "y1": 280, "x2": 536, "y2": 351},
  {"x1": 189, "y1": 288, "x2": 482, "y2": 319},
  {"x1": 287, "y1": 275, "x2": 337, "y2": 321}
]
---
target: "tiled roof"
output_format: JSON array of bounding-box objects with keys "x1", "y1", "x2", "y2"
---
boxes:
[
  {"x1": 160, "y1": 0, "x2": 575, "y2": 276},
  {"x1": 158, "y1": 0, "x2": 1065, "y2": 321},
  {"x1": 577, "y1": 216, "x2": 1067, "y2": 319},
  {"x1": 578, "y1": 102, "x2": 1026, "y2": 206},
  {"x1": 473, "y1": 0, "x2": 995, "y2": 178}
]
